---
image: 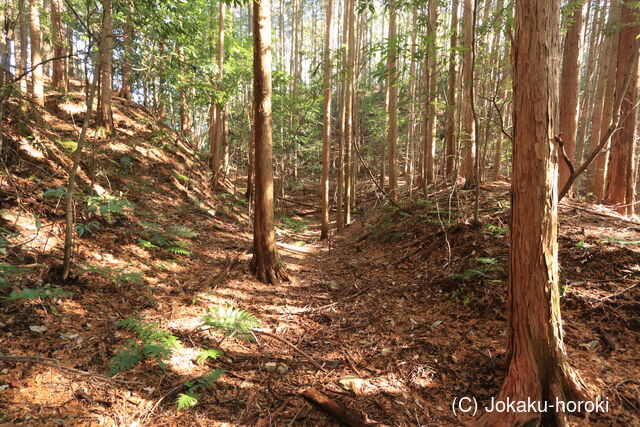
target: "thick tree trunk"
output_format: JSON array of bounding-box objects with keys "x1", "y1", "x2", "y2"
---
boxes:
[
  {"x1": 251, "y1": 0, "x2": 286, "y2": 284},
  {"x1": 29, "y1": 0, "x2": 44, "y2": 106},
  {"x1": 386, "y1": 0, "x2": 398, "y2": 198},
  {"x1": 51, "y1": 0, "x2": 66, "y2": 91},
  {"x1": 117, "y1": 2, "x2": 134, "y2": 100},
  {"x1": 208, "y1": 102, "x2": 219, "y2": 177},
  {"x1": 489, "y1": 0, "x2": 505, "y2": 181},
  {"x1": 461, "y1": 0, "x2": 476, "y2": 186},
  {"x1": 157, "y1": 43, "x2": 166, "y2": 122},
  {"x1": 343, "y1": 0, "x2": 355, "y2": 223},
  {"x1": 0, "y1": 5, "x2": 11, "y2": 87},
  {"x1": 604, "y1": 0, "x2": 639, "y2": 216},
  {"x1": 208, "y1": 0, "x2": 221, "y2": 189},
  {"x1": 221, "y1": 107, "x2": 229, "y2": 175},
  {"x1": 589, "y1": 0, "x2": 619, "y2": 201},
  {"x1": 445, "y1": 0, "x2": 459, "y2": 176},
  {"x1": 337, "y1": 0, "x2": 351, "y2": 231},
  {"x1": 558, "y1": 0, "x2": 586, "y2": 191},
  {"x1": 320, "y1": 0, "x2": 333, "y2": 240},
  {"x1": 97, "y1": 0, "x2": 113, "y2": 132},
  {"x1": 575, "y1": 2, "x2": 603, "y2": 167},
  {"x1": 218, "y1": 3, "x2": 227, "y2": 176},
  {"x1": 422, "y1": 0, "x2": 437, "y2": 191},
  {"x1": 67, "y1": 27, "x2": 74, "y2": 81},
  {"x1": 480, "y1": 0, "x2": 589, "y2": 424},
  {"x1": 405, "y1": 10, "x2": 417, "y2": 187}
]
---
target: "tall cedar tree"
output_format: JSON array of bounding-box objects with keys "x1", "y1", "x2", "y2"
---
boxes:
[
  {"x1": 480, "y1": 0, "x2": 590, "y2": 424},
  {"x1": 445, "y1": 0, "x2": 459, "y2": 176},
  {"x1": 320, "y1": 0, "x2": 333, "y2": 240},
  {"x1": 51, "y1": 0, "x2": 66, "y2": 90},
  {"x1": 386, "y1": 0, "x2": 398, "y2": 198},
  {"x1": 29, "y1": 0, "x2": 44, "y2": 106},
  {"x1": 558, "y1": 0, "x2": 586, "y2": 191},
  {"x1": 251, "y1": 0, "x2": 286, "y2": 284},
  {"x1": 97, "y1": 0, "x2": 114, "y2": 132},
  {"x1": 604, "y1": 0, "x2": 639, "y2": 215},
  {"x1": 461, "y1": 0, "x2": 476, "y2": 186}
]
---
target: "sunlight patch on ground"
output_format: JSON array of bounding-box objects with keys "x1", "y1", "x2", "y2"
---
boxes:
[
  {"x1": 89, "y1": 251, "x2": 125, "y2": 266},
  {"x1": 107, "y1": 141, "x2": 131, "y2": 153},
  {"x1": 166, "y1": 316, "x2": 203, "y2": 333},
  {"x1": 133, "y1": 145, "x2": 171, "y2": 163},
  {"x1": 276, "y1": 241, "x2": 315, "y2": 254},
  {"x1": 19, "y1": 137, "x2": 45, "y2": 159},
  {"x1": 59, "y1": 100, "x2": 86, "y2": 115},
  {"x1": 0, "y1": 210, "x2": 62, "y2": 252},
  {"x1": 92, "y1": 183, "x2": 107, "y2": 196},
  {"x1": 57, "y1": 299, "x2": 88, "y2": 317},
  {"x1": 168, "y1": 346, "x2": 204, "y2": 376}
]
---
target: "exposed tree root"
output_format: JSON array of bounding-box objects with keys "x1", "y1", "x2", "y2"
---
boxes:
[
  {"x1": 478, "y1": 358, "x2": 591, "y2": 426},
  {"x1": 250, "y1": 255, "x2": 288, "y2": 285}
]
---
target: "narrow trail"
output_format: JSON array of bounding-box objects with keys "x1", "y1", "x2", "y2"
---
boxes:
[{"x1": 151, "y1": 193, "x2": 485, "y2": 426}]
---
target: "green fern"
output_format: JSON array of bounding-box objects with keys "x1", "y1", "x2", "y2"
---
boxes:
[
  {"x1": 166, "y1": 246, "x2": 192, "y2": 256},
  {"x1": 176, "y1": 369, "x2": 225, "y2": 411},
  {"x1": 168, "y1": 225, "x2": 198, "y2": 238},
  {"x1": 197, "y1": 349, "x2": 222, "y2": 365},
  {"x1": 137, "y1": 222, "x2": 197, "y2": 256},
  {"x1": 80, "y1": 262, "x2": 144, "y2": 287},
  {"x1": 108, "y1": 342, "x2": 143, "y2": 375},
  {"x1": 202, "y1": 306, "x2": 259, "y2": 341},
  {"x1": 1, "y1": 263, "x2": 43, "y2": 288},
  {"x1": 2, "y1": 284, "x2": 72, "y2": 301},
  {"x1": 108, "y1": 316, "x2": 181, "y2": 375},
  {"x1": 176, "y1": 392, "x2": 200, "y2": 411},
  {"x1": 194, "y1": 368, "x2": 225, "y2": 388}
]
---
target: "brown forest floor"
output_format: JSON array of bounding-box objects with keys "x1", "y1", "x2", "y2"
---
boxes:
[{"x1": 1, "y1": 92, "x2": 639, "y2": 426}]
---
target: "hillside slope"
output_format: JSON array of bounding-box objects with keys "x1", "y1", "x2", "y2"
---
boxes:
[{"x1": 1, "y1": 92, "x2": 639, "y2": 426}]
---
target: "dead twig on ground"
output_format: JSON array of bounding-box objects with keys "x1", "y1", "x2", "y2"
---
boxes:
[
  {"x1": 255, "y1": 398, "x2": 290, "y2": 427},
  {"x1": 599, "y1": 282, "x2": 639, "y2": 301},
  {"x1": 251, "y1": 329, "x2": 328, "y2": 373},
  {"x1": 0, "y1": 353, "x2": 130, "y2": 384}
]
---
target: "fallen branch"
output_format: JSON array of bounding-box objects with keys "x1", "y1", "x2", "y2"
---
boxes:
[
  {"x1": 561, "y1": 202, "x2": 640, "y2": 226},
  {"x1": 251, "y1": 329, "x2": 328, "y2": 373},
  {"x1": 300, "y1": 387, "x2": 389, "y2": 427}
]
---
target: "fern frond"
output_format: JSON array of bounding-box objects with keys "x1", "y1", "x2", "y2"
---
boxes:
[
  {"x1": 108, "y1": 342, "x2": 143, "y2": 376},
  {"x1": 197, "y1": 349, "x2": 222, "y2": 365},
  {"x1": 2, "y1": 285, "x2": 72, "y2": 301},
  {"x1": 168, "y1": 225, "x2": 198, "y2": 238},
  {"x1": 176, "y1": 392, "x2": 199, "y2": 411},
  {"x1": 202, "y1": 306, "x2": 259, "y2": 340},
  {"x1": 110, "y1": 316, "x2": 181, "y2": 375},
  {"x1": 196, "y1": 369, "x2": 226, "y2": 389},
  {"x1": 166, "y1": 246, "x2": 192, "y2": 256}
]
